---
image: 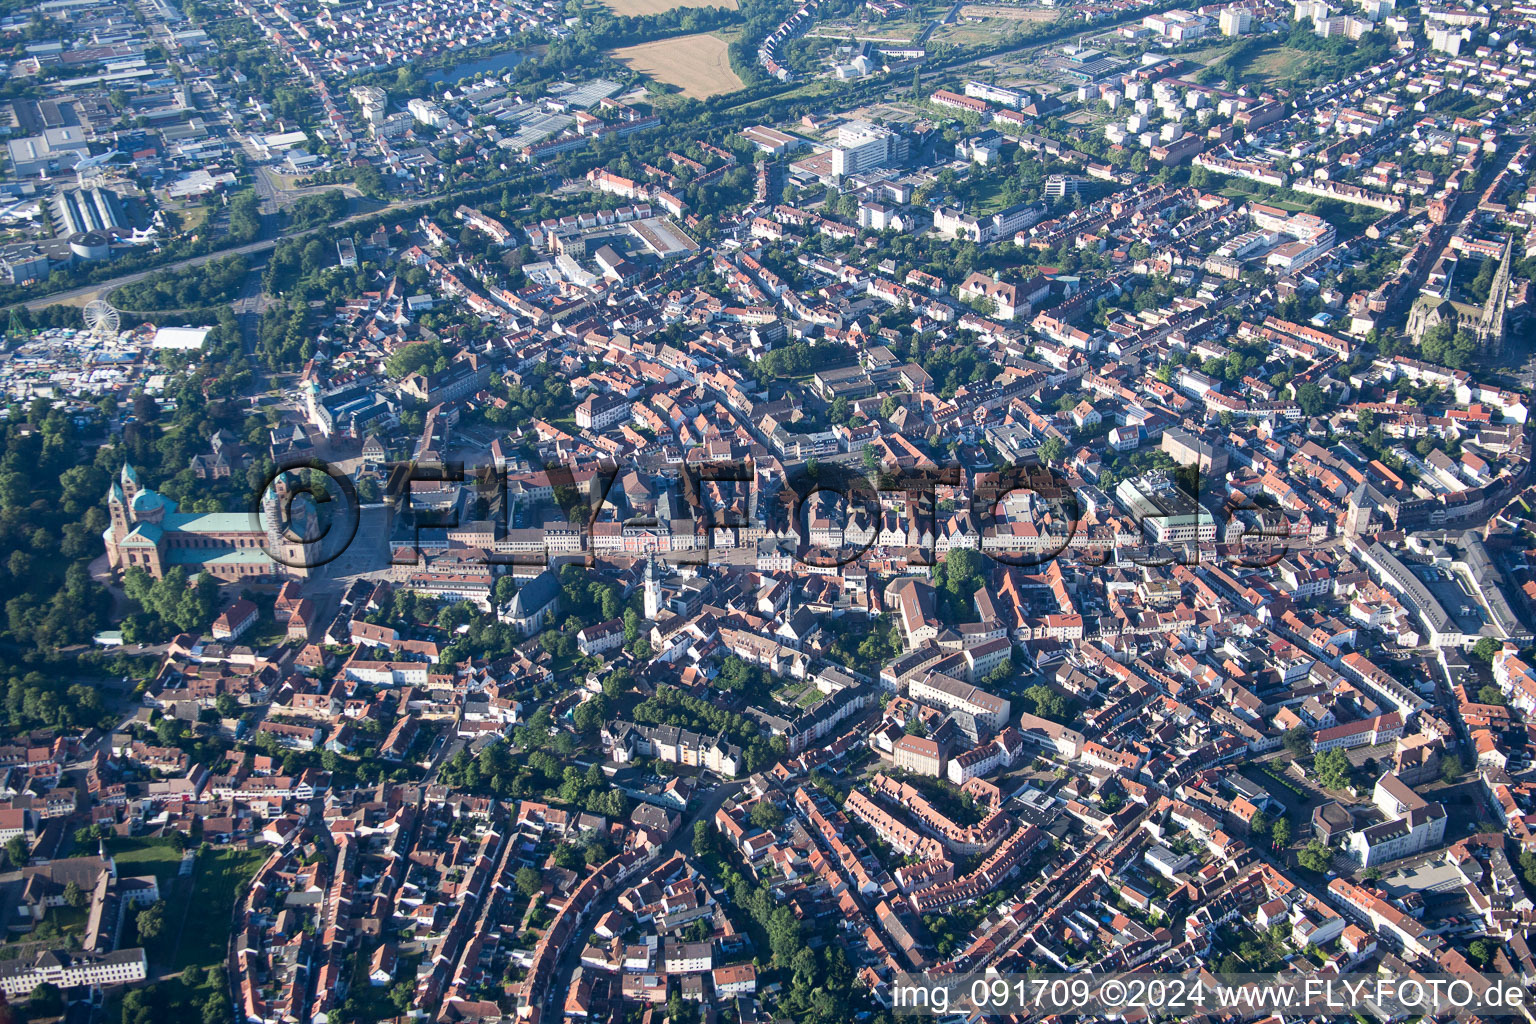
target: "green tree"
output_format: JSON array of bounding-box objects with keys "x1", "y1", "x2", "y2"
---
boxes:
[
  {"x1": 1520, "y1": 850, "x2": 1536, "y2": 889},
  {"x1": 1297, "y1": 839, "x2": 1332, "y2": 872},
  {"x1": 692, "y1": 820, "x2": 713, "y2": 858},
  {"x1": 5, "y1": 836, "x2": 28, "y2": 868},
  {"x1": 1441, "y1": 753, "x2": 1467, "y2": 785},
  {"x1": 1023, "y1": 683, "x2": 1068, "y2": 722},
  {"x1": 749, "y1": 800, "x2": 784, "y2": 832},
  {"x1": 1471, "y1": 636, "x2": 1502, "y2": 662},
  {"x1": 602, "y1": 666, "x2": 632, "y2": 699},
  {"x1": 29, "y1": 982, "x2": 63, "y2": 1016},
  {"x1": 1313, "y1": 748, "x2": 1353, "y2": 791},
  {"x1": 136, "y1": 900, "x2": 166, "y2": 942},
  {"x1": 1282, "y1": 726, "x2": 1311, "y2": 757},
  {"x1": 384, "y1": 338, "x2": 453, "y2": 379},
  {"x1": 571, "y1": 698, "x2": 606, "y2": 734},
  {"x1": 1295, "y1": 382, "x2": 1328, "y2": 417}
]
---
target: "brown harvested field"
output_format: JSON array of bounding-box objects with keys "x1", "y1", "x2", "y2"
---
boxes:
[
  {"x1": 610, "y1": 33, "x2": 745, "y2": 99},
  {"x1": 957, "y1": 4, "x2": 1059, "y2": 18},
  {"x1": 598, "y1": 0, "x2": 736, "y2": 12}
]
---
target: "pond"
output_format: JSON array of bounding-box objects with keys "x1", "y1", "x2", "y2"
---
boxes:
[{"x1": 426, "y1": 48, "x2": 527, "y2": 85}]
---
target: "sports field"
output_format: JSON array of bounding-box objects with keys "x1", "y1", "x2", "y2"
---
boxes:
[{"x1": 611, "y1": 33, "x2": 745, "y2": 99}]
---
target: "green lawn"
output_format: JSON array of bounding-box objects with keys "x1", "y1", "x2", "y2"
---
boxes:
[
  {"x1": 174, "y1": 847, "x2": 269, "y2": 970},
  {"x1": 773, "y1": 681, "x2": 808, "y2": 704},
  {"x1": 1218, "y1": 187, "x2": 1311, "y2": 213},
  {"x1": 106, "y1": 837, "x2": 187, "y2": 885},
  {"x1": 106, "y1": 838, "x2": 268, "y2": 970},
  {"x1": 957, "y1": 173, "x2": 1016, "y2": 216},
  {"x1": 1181, "y1": 38, "x2": 1331, "y2": 90},
  {"x1": 1241, "y1": 44, "x2": 1330, "y2": 89},
  {"x1": 1212, "y1": 175, "x2": 1383, "y2": 236}
]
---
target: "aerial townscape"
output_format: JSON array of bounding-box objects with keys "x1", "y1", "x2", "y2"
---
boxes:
[{"x1": 0, "y1": 0, "x2": 1532, "y2": 1018}]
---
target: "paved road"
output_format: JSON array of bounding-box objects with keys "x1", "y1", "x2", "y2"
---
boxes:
[
  {"x1": 256, "y1": 164, "x2": 364, "y2": 212},
  {"x1": 916, "y1": 0, "x2": 964, "y2": 44},
  {"x1": 17, "y1": 236, "x2": 286, "y2": 312},
  {"x1": 233, "y1": 261, "x2": 270, "y2": 366},
  {"x1": 7, "y1": 187, "x2": 467, "y2": 314}
]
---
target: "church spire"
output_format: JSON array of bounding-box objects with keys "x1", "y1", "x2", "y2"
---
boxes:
[{"x1": 119, "y1": 462, "x2": 140, "y2": 503}]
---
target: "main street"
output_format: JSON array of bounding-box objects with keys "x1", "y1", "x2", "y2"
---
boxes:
[{"x1": 542, "y1": 778, "x2": 744, "y2": 1018}]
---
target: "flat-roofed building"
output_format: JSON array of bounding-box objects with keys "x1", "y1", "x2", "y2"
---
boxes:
[
  {"x1": 1115, "y1": 470, "x2": 1217, "y2": 544},
  {"x1": 741, "y1": 125, "x2": 804, "y2": 154}
]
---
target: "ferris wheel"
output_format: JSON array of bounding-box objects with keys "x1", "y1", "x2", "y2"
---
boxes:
[{"x1": 83, "y1": 299, "x2": 120, "y2": 340}]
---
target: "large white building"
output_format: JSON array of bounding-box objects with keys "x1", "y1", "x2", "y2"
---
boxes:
[
  {"x1": 933, "y1": 203, "x2": 1043, "y2": 244},
  {"x1": 406, "y1": 97, "x2": 451, "y2": 128},
  {"x1": 604, "y1": 721, "x2": 744, "y2": 777},
  {"x1": 0, "y1": 948, "x2": 147, "y2": 997},
  {"x1": 1017, "y1": 710, "x2": 1086, "y2": 758},
  {"x1": 830, "y1": 122, "x2": 893, "y2": 178},
  {"x1": 964, "y1": 80, "x2": 1028, "y2": 109},
  {"x1": 1141, "y1": 9, "x2": 1208, "y2": 38},
  {"x1": 1349, "y1": 773, "x2": 1446, "y2": 867},
  {"x1": 1114, "y1": 472, "x2": 1217, "y2": 545},
  {"x1": 351, "y1": 85, "x2": 388, "y2": 125},
  {"x1": 1494, "y1": 645, "x2": 1536, "y2": 711}
]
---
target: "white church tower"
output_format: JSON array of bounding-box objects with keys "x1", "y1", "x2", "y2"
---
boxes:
[{"x1": 643, "y1": 554, "x2": 662, "y2": 621}]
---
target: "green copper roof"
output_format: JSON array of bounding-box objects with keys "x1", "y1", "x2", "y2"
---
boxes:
[{"x1": 164, "y1": 511, "x2": 266, "y2": 534}]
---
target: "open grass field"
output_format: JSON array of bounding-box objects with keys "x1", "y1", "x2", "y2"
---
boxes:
[
  {"x1": 960, "y1": 174, "x2": 1016, "y2": 215},
  {"x1": 929, "y1": 21, "x2": 1010, "y2": 44},
  {"x1": 598, "y1": 0, "x2": 736, "y2": 12},
  {"x1": 1242, "y1": 46, "x2": 1329, "y2": 88},
  {"x1": 1220, "y1": 186, "x2": 1310, "y2": 212},
  {"x1": 1185, "y1": 39, "x2": 1331, "y2": 90},
  {"x1": 957, "y1": 4, "x2": 1059, "y2": 20},
  {"x1": 611, "y1": 32, "x2": 745, "y2": 99}
]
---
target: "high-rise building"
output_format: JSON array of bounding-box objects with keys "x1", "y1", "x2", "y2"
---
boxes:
[
  {"x1": 350, "y1": 85, "x2": 388, "y2": 126},
  {"x1": 830, "y1": 122, "x2": 893, "y2": 178},
  {"x1": 1220, "y1": 7, "x2": 1253, "y2": 34}
]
